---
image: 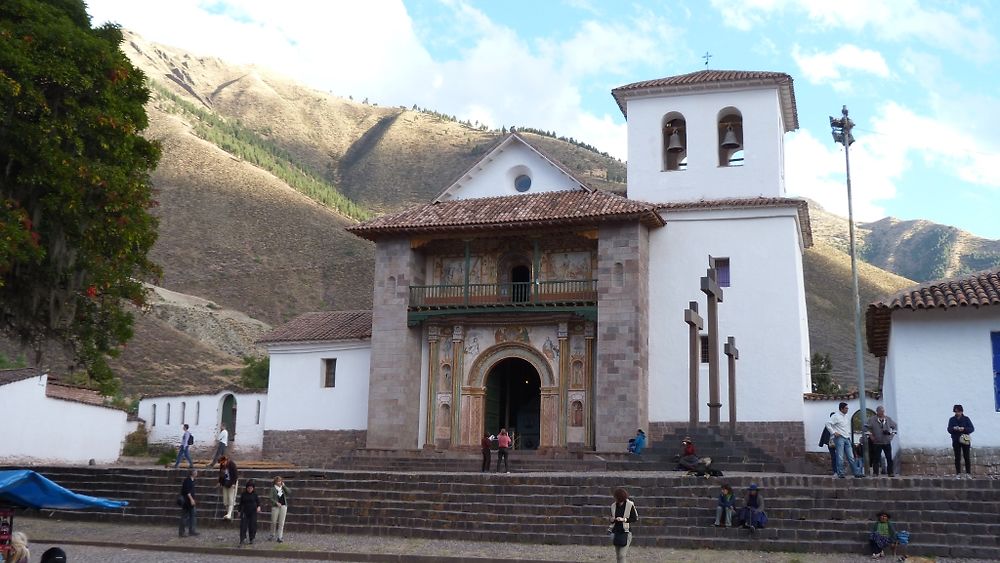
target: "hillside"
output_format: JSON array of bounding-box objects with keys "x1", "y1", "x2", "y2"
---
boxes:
[{"x1": 8, "y1": 30, "x2": 975, "y2": 397}]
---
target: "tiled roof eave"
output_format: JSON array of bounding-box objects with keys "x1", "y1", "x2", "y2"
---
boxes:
[
  {"x1": 348, "y1": 213, "x2": 663, "y2": 240},
  {"x1": 258, "y1": 336, "x2": 371, "y2": 346}
]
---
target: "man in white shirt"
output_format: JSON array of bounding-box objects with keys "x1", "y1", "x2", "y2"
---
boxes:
[
  {"x1": 825, "y1": 402, "x2": 862, "y2": 478},
  {"x1": 209, "y1": 426, "x2": 229, "y2": 468}
]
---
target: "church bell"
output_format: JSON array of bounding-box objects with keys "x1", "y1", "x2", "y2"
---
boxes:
[
  {"x1": 720, "y1": 125, "x2": 741, "y2": 150},
  {"x1": 666, "y1": 130, "x2": 684, "y2": 152}
]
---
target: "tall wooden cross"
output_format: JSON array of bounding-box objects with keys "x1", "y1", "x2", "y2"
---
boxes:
[
  {"x1": 684, "y1": 301, "x2": 704, "y2": 425},
  {"x1": 725, "y1": 336, "x2": 740, "y2": 437},
  {"x1": 700, "y1": 258, "x2": 724, "y2": 426}
]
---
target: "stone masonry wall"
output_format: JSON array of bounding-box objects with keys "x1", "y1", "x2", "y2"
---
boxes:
[
  {"x1": 262, "y1": 429, "x2": 365, "y2": 467},
  {"x1": 899, "y1": 447, "x2": 1000, "y2": 477},
  {"x1": 650, "y1": 421, "x2": 809, "y2": 471},
  {"x1": 366, "y1": 238, "x2": 425, "y2": 449},
  {"x1": 595, "y1": 222, "x2": 649, "y2": 451}
]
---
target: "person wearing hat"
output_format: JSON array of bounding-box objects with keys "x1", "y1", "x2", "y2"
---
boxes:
[
  {"x1": 737, "y1": 484, "x2": 767, "y2": 532},
  {"x1": 236, "y1": 480, "x2": 262, "y2": 546},
  {"x1": 947, "y1": 404, "x2": 975, "y2": 478},
  {"x1": 676, "y1": 437, "x2": 712, "y2": 473},
  {"x1": 868, "y1": 510, "x2": 899, "y2": 559}
]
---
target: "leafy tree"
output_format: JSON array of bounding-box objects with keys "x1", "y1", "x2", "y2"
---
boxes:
[
  {"x1": 0, "y1": 353, "x2": 26, "y2": 369},
  {"x1": 0, "y1": 0, "x2": 161, "y2": 394},
  {"x1": 240, "y1": 355, "x2": 269, "y2": 389},
  {"x1": 810, "y1": 352, "x2": 841, "y2": 394}
]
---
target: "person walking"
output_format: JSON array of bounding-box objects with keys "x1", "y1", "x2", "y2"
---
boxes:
[
  {"x1": 480, "y1": 433, "x2": 492, "y2": 473},
  {"x1": 609, "y1": 487, "x2": 638, "y2": 563},
  {"x1": 8, "y1": 531, "x2": 29, "y2": 563},
  {"x1": 826, "y1": 402, "x2": 863, "y2": 478},
  {"x1": 178, "y1": 469, "x2": 199, "y2": 537},
  {"x1": 236, "y1": 480, "x2": 262, "y2": 546},
  {"x1": 864, "y1": 406, "x2": 898, "y2": 477},
  {"x1": 495, "y1": 428, "x2": 511, "y2": 473},
  {"x1": 174, "y1": 423, "x2": 194, "y2": 469},
  {"x1": 209, "y1": 425, "x2": 229, "y2": 467},
  {"x1": 947, "y1": 404, "x2": 975, "y2": 478},
  {"x1": 218, "y1": 456, "x2": 239, "y2": 520},
  {"x1": 268, "y1": 476, "x2": 290, "y2": 543}
]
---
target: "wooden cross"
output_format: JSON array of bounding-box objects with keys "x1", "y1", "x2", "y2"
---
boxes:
[
  {"x1": 702, "y1": 51, "x2": 713, "y2": 68},
  {"x1": 725, "y1": 336, "x2": 740, "y2": 437},
  {"x1": 684, "y1": 301, "x2": 704, "y2": 425},
  {"x1": 701, "y1": 258, "x2": 724, "y2": 426}
]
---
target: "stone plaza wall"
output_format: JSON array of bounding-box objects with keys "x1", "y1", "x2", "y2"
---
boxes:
[{"x1": 263, "y1": 429, "x2": 366, "y2": 467}]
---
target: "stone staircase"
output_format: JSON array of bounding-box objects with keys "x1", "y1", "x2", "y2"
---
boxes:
[
  {"x1": 13, "y1": 466, "x2": 1000, "y2": 559},
  {"x1": 607, "y1": 425, "x2": 791, "y2": 473}
]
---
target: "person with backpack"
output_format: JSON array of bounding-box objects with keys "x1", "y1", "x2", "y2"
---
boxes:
[{"x1": 174, "y1": 423, "x2": 194, "y2": 469}]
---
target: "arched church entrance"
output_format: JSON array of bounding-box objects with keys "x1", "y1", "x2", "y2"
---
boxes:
[
  {"x1": 221, "y1": 394, "x2": 238, "y2": 442},
  {"x1": 484, "y1": 357, "x2": 541, "y2": 450}
]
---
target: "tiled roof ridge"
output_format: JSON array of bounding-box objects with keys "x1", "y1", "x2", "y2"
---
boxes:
[
  {"x1": 258, "y1": 309, "x2": 373, "y2": 344},
  {"x1": 803, "y1": 389, "x2": 882, "y2": 401},
  {"x1": 348, "y1": 189, "x2": 664, "y2": 240},
  {"x1": 866, "y1": 267, "x2": 1000, "y2": 357},
  {"x1": 140, "y1": 386, "x2": 264, "y2": 399},
  {"x1": 0, "y1": 367, "x2": 41, "y2": 387}
]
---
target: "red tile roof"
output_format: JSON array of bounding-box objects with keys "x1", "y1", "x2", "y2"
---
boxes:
[
  {"x1": 258, "y1": 310, "x2": 373, "y2": 344},
  {"x1": 866, "y1": 268, "x2": 1000, "y2": 357},
  {"x1": 803, "y1": 390, "x2": 881, "y2": 401},
  {"x1": 611, "y1": 70, "x2": 799, "y2": 131},
  {"x1": 0, "y1": 367, "x2": 40, "y2": 386},
  {"x1": 347, "y1": 190, "x2": 665, "y2": 240},
  {"x1": 656, "y1": 197, "x2": 813, "y2": 248},
  {"x1": 46, "y1": 382, "x2": 124, "y2": 410}
]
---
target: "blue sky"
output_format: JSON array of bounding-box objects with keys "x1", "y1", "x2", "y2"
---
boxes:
[{"x1": 85, "y1": 0, "x2": 1000, "y2": 239}]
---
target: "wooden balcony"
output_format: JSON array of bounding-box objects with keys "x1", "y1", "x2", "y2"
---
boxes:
[{"x1": 408, "y1": 280, "x2": 598, "y2": 313}]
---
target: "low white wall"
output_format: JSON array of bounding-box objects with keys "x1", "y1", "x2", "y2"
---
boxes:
[
  {"x1": 265, "y1": 341, "x2": 370, "y2": 431},
  {"x1": 138, "y1": 391, "x2": 267, "y2": 455},
  {"x1": 1, "y1": 375, "x2": 127, "y2": 464}
]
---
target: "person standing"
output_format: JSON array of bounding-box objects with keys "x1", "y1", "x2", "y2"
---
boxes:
[
  {"x1": 864, "y1": 406, "x2": 898, "y2": 477},
  {"x1": 174, "y1": 423, "x2": 194, "y2": 469},
  {"x1": 826, "y1": 402, "x2": 862, "y2": 478},
  {"x1": 480, "y1": 433, "x2": 492, "y2": 473},
  {"x1": 268, "y1": 476, "x2": 290, "y2": 543},
  {"x1": 609, "y1": 487, "x2": 638, "y2": 563},
  {"x1": 948, "y1": 404, "x2": 975, "y2": 478},
  {"x1": 819, "y1": 412, "x2": 840, "y2": 476},
  {"x1": 218, "y1": 456, "x2": 239, "y2": 520},
  {"x1": 495, "y1": 428, "x2": 511, "y2": 473},
  {"x1": 209, "y1": 425, "x2": 229, "y2": 467},
  {"x1": 237, "y1": 480, "x2": 261, "y2": 546},
  {"x1": 178, "y1": 469, "x2": 199, "y2": 537}
]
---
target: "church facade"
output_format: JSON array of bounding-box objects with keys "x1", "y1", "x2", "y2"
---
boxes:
[{"x1": 345, "y1": 70, "x2": 813, "y2": 452}]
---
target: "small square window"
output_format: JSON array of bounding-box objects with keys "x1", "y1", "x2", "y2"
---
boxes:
[
  {"x1": 700, "y1": 335, "x2": 710, "y2": 364},
  {"x1": 323, "y1": 358, "x2": 337, "y2": 388},
  {"x1": 714, "y1": 258, "x2": 731, "y2": 288}
]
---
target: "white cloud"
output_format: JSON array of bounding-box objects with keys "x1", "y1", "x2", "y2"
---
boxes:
[
  {"x1": 710, "y1": 0, "x2": 996, "y2": 61},
  {"x1": 792, "y1": 44, "x2": 890, "y2": 92}
]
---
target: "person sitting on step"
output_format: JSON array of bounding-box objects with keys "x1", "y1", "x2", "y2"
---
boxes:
[
  {"x1": 713, "y1": 484, "x2": 735, "y2": 527},
  {"x1": 737, "y1": 483, "x2": 767, "y2": 532},
  {"x1": 676, "y1": 437, "x2": 713, "y2": 475},
  {"x1": 868, "y1": 510, "x2": 900, "y2": 559}
]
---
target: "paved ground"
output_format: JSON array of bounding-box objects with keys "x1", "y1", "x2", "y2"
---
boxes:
[{"x1": 16, "y1": 517, "x2": 996, "y2": 562}]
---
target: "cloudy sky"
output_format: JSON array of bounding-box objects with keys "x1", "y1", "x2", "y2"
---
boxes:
[{"x1": 85, "y1": 0, "x2": 1000, "y2": 239}]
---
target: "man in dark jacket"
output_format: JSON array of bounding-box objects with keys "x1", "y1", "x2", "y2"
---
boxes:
[
  {"x1": 218, "y1": 457, "x2": 239, "y2": 520},
  {"x1": 864, "y1": 406, "x2": 898, "y2": 476},
  {"x1": 178, "y1": 469, "x2": 199, "y2": 537},
  {"x1": 237, "y1": 480, "x2": 262, "y2": 546}
]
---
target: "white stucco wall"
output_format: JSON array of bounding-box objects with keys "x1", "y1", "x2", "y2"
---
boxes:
[
  {"x1": 647, "y1": 207, "x2": 810, "y2": 424},
  {"x1": 138, "y1": 390, "x2": 267, "y2": 453},
  {"x1": 883, "y1": 307, "x2": 1000, "y2": 449},
  {"x1": 625, "y1": 87, "x2": 786, "y2": 203},
  {"x1": 802, "y1": 397, "x2": 884, "y2": 453},
  {"x1": 1, "y1": 375, "x2": 128, "y2": 464},
  {"x1": 264, "y1": 341, "x2": 370, "y2": 431},
  {"x1": 440, "y1": 141, "x2": 583, "y2": 200}
]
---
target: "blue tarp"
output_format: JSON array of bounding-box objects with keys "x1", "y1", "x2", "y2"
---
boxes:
[{"x1": 0, "y1": 470, "x2": 127, "y2": 510}]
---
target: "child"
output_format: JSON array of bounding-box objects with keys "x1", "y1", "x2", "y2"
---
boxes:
[
  {"x1": 738, "y1": 483, "x2": 767, "y2": 532},
  {"x1": 869, "y1": 511, "x2": 899, "y2": 559},
  {"x1": 237, "y1": 480, "x2": 262, "y2": 546},
  {"x1": 713, "y1": 484, "x2": 735, "y2": 527}
]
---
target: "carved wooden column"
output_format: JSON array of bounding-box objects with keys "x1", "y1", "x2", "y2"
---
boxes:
[
  {"x1": 584, "y1": 321, "x2": 595, "y2": 448},
  {"x1": 424, "y1": 325, "x2": 440, "y2": 448},
  {"x1": 450, "y1": 324, "x2": 464, "y2": 445},
  {"x1": 684, "y1": 301, "x2": 704, "y2": 425},
  {"x1": 725, "y1": 336, "x2": 740, "y2": 438},
  {"x1": 701, "y1": 261, "x2": 724, "y2": 427},
  {"x1": 558, "y1": 322, "x2": 569, "y2": 447}
]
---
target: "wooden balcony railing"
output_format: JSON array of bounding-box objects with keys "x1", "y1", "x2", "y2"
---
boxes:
[{"x1": 409, "y1": 279, "x2": 597, "y2": 309}]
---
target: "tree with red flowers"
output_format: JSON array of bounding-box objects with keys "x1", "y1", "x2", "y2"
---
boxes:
[{"x1": 0, "y1": 0, "x2": 161, "y2": 394}]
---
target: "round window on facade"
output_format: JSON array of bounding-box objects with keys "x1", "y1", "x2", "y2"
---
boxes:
[{"x1": 514, "y1": 174, "x2": 532, "y2": 192}]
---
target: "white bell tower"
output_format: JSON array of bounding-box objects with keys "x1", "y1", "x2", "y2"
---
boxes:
[{"x1": 612, "y1": 70, "x2": 798, "y2": 203}]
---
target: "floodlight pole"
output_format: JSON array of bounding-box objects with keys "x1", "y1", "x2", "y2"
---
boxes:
[{"x1": 830, "y1": 105, "x2": 867, "y2": 474}]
